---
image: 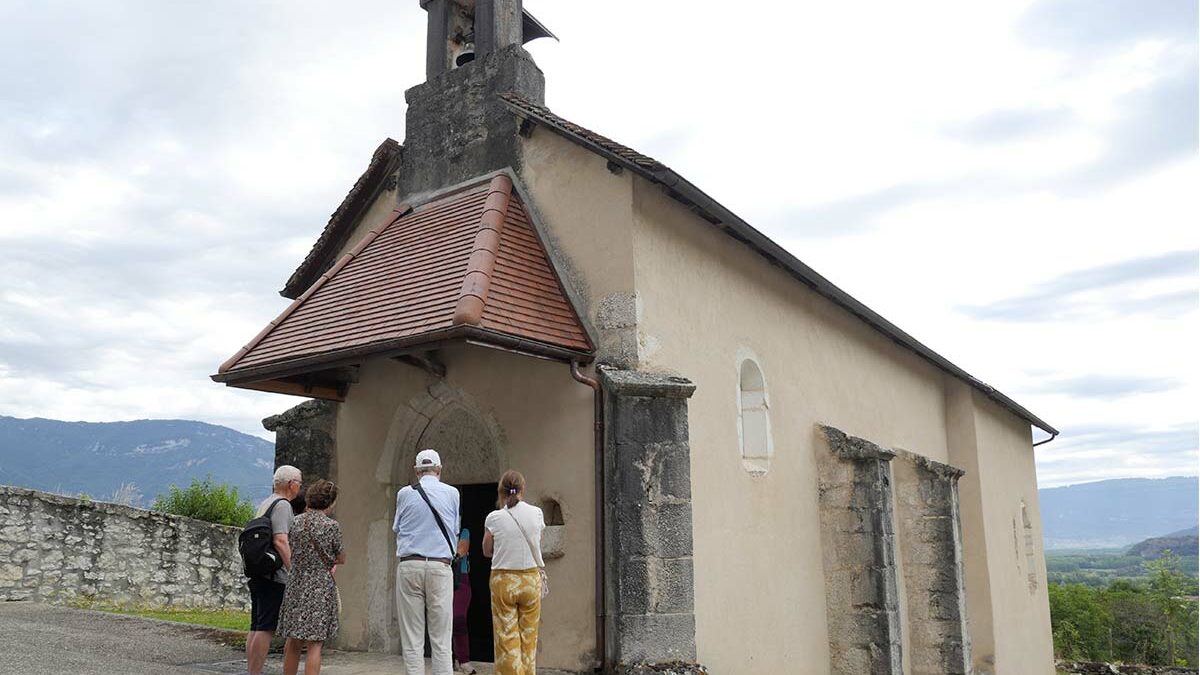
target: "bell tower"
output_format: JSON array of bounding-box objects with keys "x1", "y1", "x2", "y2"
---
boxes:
[
  {"x1": 401, "y1": 0, "x2": 555, "y2": 194},
  {"x1": 420, "y1": 0, "x2": 555, "y2": 80}
]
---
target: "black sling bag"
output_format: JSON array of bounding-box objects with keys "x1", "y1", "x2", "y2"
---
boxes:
[{"x1": 412, "y1": 481, "x2": 462, "y2": 585}]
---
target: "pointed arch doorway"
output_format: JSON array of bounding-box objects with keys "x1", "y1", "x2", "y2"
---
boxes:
[{"x1": 379, "y1": 382, "x2": 505, "y2": 664}]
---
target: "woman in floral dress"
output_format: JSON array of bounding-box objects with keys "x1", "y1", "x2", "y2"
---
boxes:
[{"x1": 277, "y1": 479, "x2": 345, "y2": 675}]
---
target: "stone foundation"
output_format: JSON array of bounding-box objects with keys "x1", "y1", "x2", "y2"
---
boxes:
[{"x1": 0, "y1": 486, "x2": 246, "y2": 609}]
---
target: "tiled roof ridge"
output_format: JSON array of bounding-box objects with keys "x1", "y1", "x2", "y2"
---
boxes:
[
  {"x1": 452, "y1": 174, "x2": 514, "y2": 326},
  {"x1": 219, "y1": 203, "x2": 413, "y2": 374},
  {"x1": 282, "y1": 138, "x2": 402, "y2": 299}
]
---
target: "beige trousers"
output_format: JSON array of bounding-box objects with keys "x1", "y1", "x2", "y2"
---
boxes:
[{"x1": 396, "y1": 560, "x2": 454, "y2": 675}]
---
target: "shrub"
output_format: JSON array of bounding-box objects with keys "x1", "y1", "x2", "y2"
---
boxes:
[{"x1": 151, "y1": 477, "x2": 254, "y2": 527}]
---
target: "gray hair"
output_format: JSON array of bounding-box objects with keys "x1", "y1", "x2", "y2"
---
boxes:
[
  {"x1": 415, "y1": 465, "x2": 441, "y2": 477},
  {"x1": 273, "y1": 465, "x2": 301, "y2": 488}
]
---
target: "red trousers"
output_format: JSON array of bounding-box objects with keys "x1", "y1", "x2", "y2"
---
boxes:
[{"x1": 452, "y1": 573, "x2": 472, "y2": 663}]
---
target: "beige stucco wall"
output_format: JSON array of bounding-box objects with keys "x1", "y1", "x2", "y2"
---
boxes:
[
  {"x1": 330, "y1": 345, "x2": 597, "y2": 672},
  {"x1": 951, "y1": 382, "x2": 1055, "y2": 675},
  {"x1": 627, "y1": 178, "x2": 954, "y2": 674},
  {"x1": 519, "y1": 130, "x2": 639, "y2": 365}
]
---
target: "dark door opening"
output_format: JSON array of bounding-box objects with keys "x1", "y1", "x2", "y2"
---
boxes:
[{"x1": 458, "y1": 482, "x2": 496, "y2": 663}]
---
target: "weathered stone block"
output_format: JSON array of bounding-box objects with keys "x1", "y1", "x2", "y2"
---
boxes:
[
  {"x1": 653, "y1": 503, "x2": 693, "y2": 559},
  {"x1": 615, "y1": 613, "x2": 697, "y2": 664},
  {"x1": 650, "y1": 557, "x2": 695, "y2": 614}
]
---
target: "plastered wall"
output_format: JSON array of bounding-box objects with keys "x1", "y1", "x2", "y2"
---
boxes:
[
  {"x1": 330, "y1": 345, "x2": 597, "y2": 672},
  {"x1": 627, "y1": 176, "x2": 953, "y2": 674},
  {"x1": 951, "y1": 383, "x2": 1055, "y2": 675}
]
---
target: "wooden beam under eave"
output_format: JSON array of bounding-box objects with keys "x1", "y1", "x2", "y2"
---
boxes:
[{"x1": 230, "y1": 379, "x2": 346, "y2": 402}]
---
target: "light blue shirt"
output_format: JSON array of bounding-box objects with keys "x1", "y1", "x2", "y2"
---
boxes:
[{"x1": 393, "y1": 475, "x2": 461, "y2": 559}]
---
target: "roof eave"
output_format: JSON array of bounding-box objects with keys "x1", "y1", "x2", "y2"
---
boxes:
[{"x1": 212, "y1": 325, "x2": 594, "y2": 388}]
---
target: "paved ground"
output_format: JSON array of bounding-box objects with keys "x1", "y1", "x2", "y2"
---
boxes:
[{"x1": 0, "y1": 602, "x2": 574, "y2": 675}]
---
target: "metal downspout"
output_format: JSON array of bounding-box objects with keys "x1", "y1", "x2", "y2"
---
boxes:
[{"x1": 570, "y1": 360, "x2": 606, "y2": 672}]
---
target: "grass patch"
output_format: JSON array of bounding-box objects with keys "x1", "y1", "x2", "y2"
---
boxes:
[
  {"x1": 69, "y1": 598, "x2": 249, "y2": 632},
  {"x1": 113, "y1": 607, "x2": 250, "y2": 631}
]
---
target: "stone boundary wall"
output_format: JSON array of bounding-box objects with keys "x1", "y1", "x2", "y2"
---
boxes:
[{"x1": 0, "y1": 486, "x2": 248, "y2": 610}]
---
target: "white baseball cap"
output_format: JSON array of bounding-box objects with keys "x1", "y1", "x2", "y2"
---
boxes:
[{"x1": 414, "y1": 449, "x2": 442, "y2": 469}]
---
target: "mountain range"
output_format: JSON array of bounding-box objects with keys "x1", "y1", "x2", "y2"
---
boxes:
[
  {"x1": 1039, "y1": 476, "x2": 1199, "y2": 549},
  {"x1": 0, "y1": 415, "x2": 274, "y2": 506}
]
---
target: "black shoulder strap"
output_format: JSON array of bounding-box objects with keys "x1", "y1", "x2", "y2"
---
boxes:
[
  {"x1": 263, "y1": 497, "x2": 287, "y2": 520},
  {"x1": 413, "y1": 482, "x2": 456, "y2": 558}
]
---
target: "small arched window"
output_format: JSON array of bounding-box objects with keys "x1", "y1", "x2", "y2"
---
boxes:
[{"x1": 737, "y1": 358, "x2": 772, "y2": 474}]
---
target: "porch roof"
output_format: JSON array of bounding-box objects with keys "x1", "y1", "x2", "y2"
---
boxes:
[{"x1": 212, "y1": 172, "x2": 593, "y2": 400}]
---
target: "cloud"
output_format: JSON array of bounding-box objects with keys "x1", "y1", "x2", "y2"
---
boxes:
[
  {"x1": 960, "y1": 250, "x2": 1198, "y2": 322},
  {"x1": 1061, "y1": 63, "x2": 1199, "y2": 190},
  {"x1": 947, "y1": 107, "x2": 1075, "y2": 144},
  {"x1": 0, "y1": 0, "x2": 413, "y2": 438},
  {"x1": 1036, "y1": 422, "x2": 1199, "y2": 487},
  {"x1": 1018, "y1": 0, "x2": 1198, "y2": 52},
  {"x1": 1030, "y1": 374, "x2": 1184, "y2": 399},
  {"x1": 1048, "y1": 423, "x2": 1198, "y2": 458}
]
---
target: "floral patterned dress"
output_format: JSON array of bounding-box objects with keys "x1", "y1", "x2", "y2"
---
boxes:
[{"x1": 277, "y1": 510, "x2": 343, "y2": 641}]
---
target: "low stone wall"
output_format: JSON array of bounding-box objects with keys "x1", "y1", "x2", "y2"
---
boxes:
[{"x1": 0, "y1": 485, "x2": 247, "y2": 610}]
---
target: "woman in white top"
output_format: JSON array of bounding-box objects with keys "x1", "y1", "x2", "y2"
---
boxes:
[{"x1": 482, "y1": 470, "x2": 545, "y2": 675}]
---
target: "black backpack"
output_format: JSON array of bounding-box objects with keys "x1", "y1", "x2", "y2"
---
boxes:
[{"x1": 239, "y1": 498, "x2": 288, "y2": 579}]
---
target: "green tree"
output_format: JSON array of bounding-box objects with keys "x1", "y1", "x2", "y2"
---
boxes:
[
  {"x1": 151, "y1": 477, "x2": 254, "y2": 527},
  {"x1": 1145, "y1": 551, "x2": 1199, "y2": 666},
  {"x1": 1049, "y1": 582, "x2": 1110, "y2": 660}
]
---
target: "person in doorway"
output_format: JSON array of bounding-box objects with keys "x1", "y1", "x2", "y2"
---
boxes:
[
  {"x1": 278, "y1": 479, "x2": 345, "y2": 675},
  {"x1": 246, "y1": 465, "x2": 302, "y2": 675},
  {"x1": 452, "y1": 527, "x2": 475, "y2": 674},
  {"x1": 393, "y1": 449, "x2": 461, "y2": 675},
  {"x1": 483, "y1": 470, "x2": 545, "y2": 675}
]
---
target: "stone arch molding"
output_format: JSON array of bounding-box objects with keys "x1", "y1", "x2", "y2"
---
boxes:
[{"x1": 375, "y1": 380, "x2": 508, "y2": 487}]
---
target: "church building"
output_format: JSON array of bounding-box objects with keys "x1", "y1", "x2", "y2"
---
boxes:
[{"x1": 214, "y1": 2, "x2": 1057, "y2": 673}]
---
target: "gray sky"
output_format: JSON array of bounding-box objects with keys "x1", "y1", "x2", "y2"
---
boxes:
[{"x1": 0, "y1": 0, "x2": 1195, "y2": 488}]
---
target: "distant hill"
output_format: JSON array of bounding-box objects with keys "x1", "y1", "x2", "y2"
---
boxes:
[
  {"x1": 1039, "y1": 476, "x2": 1199, "y2": 549},
  {"x1": 0, "y1": 415, "x2": 274, "y2": 507},
  {"x1": 1128, "y1": 525, "x2": 1199, "y2": 559}
]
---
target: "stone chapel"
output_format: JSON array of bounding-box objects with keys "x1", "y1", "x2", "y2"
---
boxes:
[{"x1": 214, "y1": 2, "x2": 1058, "y2": 673}]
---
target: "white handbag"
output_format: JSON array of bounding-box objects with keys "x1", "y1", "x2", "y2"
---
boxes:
[{"x1": 506, "y1": 507, "x2": 549, "y2": 599}]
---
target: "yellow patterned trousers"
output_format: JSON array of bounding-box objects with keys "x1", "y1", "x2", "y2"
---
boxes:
[{"x1": 489, "y1": 568, "x2": 542, "y2": 675}]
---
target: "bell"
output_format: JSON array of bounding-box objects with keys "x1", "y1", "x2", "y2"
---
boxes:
[{"x1": 455, "y1": 43, "x2": 476, "y2": 68}]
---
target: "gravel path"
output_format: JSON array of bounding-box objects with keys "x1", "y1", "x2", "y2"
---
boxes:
[
  {"x1": 0, "y1": 601, "x2": 241, "y2": 675},
  {"x1": 0, "y1": 602, "x2": 577, "y2": 675}
]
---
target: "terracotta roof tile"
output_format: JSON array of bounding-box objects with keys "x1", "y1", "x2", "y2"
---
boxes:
[{"x1": 215, "y1": 173, "x2": 592, "y2": 383}]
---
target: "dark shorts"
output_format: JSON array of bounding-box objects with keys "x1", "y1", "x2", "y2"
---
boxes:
[{"x1": 248, "y1": 578, "x2": 286, "y2": 631}]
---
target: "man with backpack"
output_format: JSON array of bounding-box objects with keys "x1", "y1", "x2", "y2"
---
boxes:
[
  {"x1": 243, "y1": 465, "x2": 302, "y2": 675},
  {"x1": 393, "y1": 449, "x2": 460, "y2": 675}
]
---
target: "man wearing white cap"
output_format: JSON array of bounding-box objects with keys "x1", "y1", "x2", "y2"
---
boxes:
[{"x1": 393, "y1": 448, "x2": 461, "y2": 675}]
